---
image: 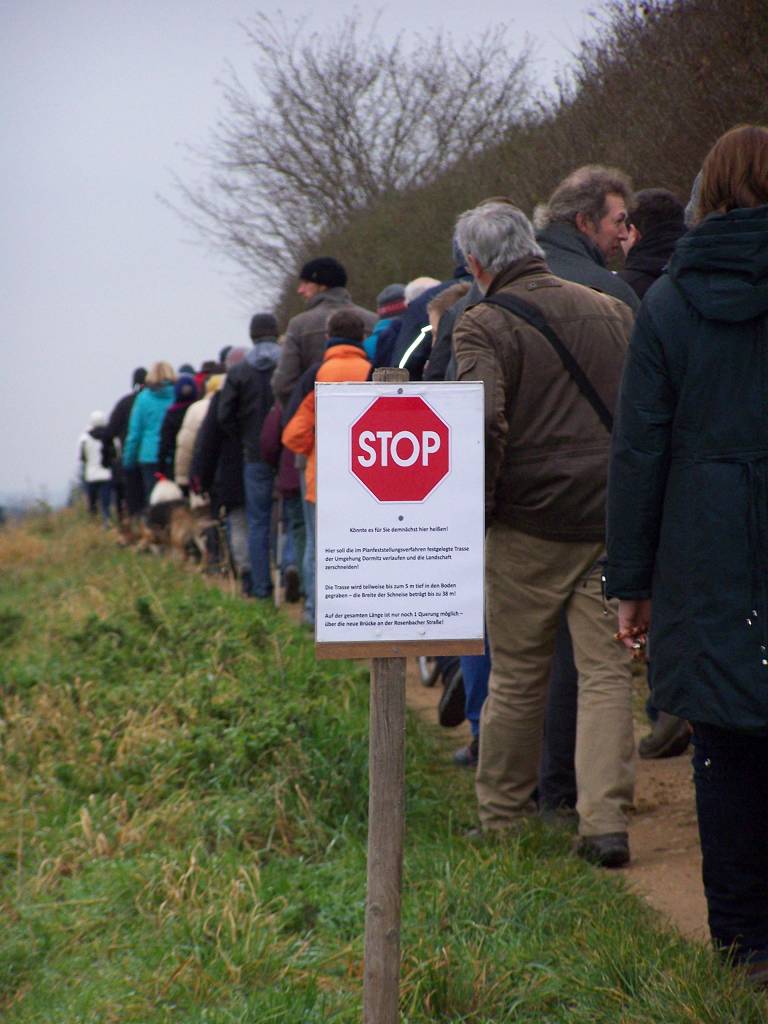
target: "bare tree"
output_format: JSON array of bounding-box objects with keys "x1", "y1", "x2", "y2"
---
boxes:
[{"x1": 172, "y1": 14, "x2": 533, "y2": 292}]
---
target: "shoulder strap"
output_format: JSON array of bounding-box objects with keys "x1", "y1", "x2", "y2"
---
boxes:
[{"x1": 481, "y1": 292, "x2": 613, "y2": 432}]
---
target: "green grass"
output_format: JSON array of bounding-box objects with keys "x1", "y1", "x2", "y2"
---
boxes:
[{"x1": 0, "y1": 510, "x2": 763, "y2": 1021}]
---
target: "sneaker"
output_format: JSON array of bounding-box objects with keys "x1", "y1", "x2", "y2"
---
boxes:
[
  {"x1": 638, "y1": 712, "x2": 691, "y2": 759},
  {"x1": 283, "y1": 565, "x2": 301, "y2": 603},
  {"x1": 452, "y1": 736, "x2": 479, "y2": 768},
  {"x1": 576, "y1": 832, "x2": 630, "y2": 868}
]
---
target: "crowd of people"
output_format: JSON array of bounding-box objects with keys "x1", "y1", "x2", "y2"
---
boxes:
[{"x1": 77, "y1": 123, "x2": 768, "y2": 984}]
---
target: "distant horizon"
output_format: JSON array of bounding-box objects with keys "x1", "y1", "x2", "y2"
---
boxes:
[
  {"x1": 0, "y1": 485, "x2": 72, "y2": 510},
  {"x1": 3, "y1": 0, "x2": 603, "y2": 503}
]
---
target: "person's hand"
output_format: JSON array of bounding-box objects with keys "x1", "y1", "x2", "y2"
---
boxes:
[{"x1": 615, "y1": 598, "x2": 652, "y2": 659}]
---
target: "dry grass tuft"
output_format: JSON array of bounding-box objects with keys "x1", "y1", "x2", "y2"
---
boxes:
[{"x1": 0, "y1": 527, "x2": 46, "y2": 568}]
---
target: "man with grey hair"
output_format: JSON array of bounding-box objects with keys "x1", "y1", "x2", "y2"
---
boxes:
[
  {"x1": 535, "y1": 165, "x2": 640, "y2": 312},
  {"x1": 454, "y1": 201, "x2": 636, "y2": 866}
]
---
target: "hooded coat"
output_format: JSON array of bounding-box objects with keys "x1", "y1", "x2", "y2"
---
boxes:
[
  {"x1": 79, "y1": 412, "x2": 113, "y2": 483},
  {"x1": 606, "y1": 205, "x2": 768, "y2": 732},
  {"x1": 217, "y1": 339, "x2": 281, "y2": 463}
]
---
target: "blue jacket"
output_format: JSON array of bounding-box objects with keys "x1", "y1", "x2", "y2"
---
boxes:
[
  {"x1": 363, "y1": 317, "x2": 397, "y2": 362},
  {"x1": 122, "y1": 383, "x2": 175, "y2": 468},
  {"x1": 606, "y1": 205, "x2": 768, "y2": 731}
]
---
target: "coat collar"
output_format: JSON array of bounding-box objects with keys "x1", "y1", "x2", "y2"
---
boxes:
[
  {"x1": 307, "y1": 287, "x2": 352, "y2": 310},
  {"x1": 486, "y1": 255, "x2": 551, "y2": 296},
  {"x1": 536, "y1": 221, "x2": 607, "y2": 268}
]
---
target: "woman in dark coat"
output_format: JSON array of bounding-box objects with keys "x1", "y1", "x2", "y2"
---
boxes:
[
  {"x1": 158, "y1": 374, "x2": 198, "y2": 480},
  {"x1": 606, "y1": 125, "x2": 768, "y2": 980}
]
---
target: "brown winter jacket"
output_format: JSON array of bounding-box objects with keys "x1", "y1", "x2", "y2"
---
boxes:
[
  {"x1": 271, "y1": 288, "x2": 377, "y2": 407},
  {"x1": 453, "y1": 255, "x2": 632, "y2": 541}
]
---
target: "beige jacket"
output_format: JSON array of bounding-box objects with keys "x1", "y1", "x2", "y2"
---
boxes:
[
  {"x1": 454, "y1": 256, "x2": 633, "y2": 541},
  {"x1": 173, "y1": 375, "x2": 223, "y2": 485}
]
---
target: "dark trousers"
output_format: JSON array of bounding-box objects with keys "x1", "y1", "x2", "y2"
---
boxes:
[
  {"x1": 139, "y1": 463, "x2": 160, "y2": 506},
  {"x1": 123, "y1": 466, "x2": 145, "y2": 517},
  {"x1": 693, "y1": 722, "x2": 768, "y2": 964},
  {"x1": 539, "y1": 612, "x2": 578, "y2": 810},
  {"x1": 85, "y1": 480, "x2": 112, "y2": 524}
]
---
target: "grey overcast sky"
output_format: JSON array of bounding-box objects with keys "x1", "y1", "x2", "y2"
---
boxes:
[{"x1": 2, "y1": 0, "x2": 599, "y2": 506}]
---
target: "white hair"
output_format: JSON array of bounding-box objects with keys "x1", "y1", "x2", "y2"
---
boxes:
[
  {"x1": 404, "y1": 276, "x2": 441, "y2": 305},
  {"x1": 455, "y1": 203, "x2": 544, "y2": 275}
]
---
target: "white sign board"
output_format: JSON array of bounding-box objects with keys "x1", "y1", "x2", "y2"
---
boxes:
[{"x1": 315, "y1": 381, "x2": 484, "y2": 658}]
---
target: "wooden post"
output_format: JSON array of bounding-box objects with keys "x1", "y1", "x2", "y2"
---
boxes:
[
  {"x1": 364, "y1": 655, "x2": 407, "y2": 1023},
  {"x1": 363, "y1": 366, "x2": 409, "y2": 1024}
]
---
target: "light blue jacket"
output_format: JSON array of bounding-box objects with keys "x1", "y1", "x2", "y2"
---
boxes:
[{"x1": 122, "y1": 383, "x2": 175, "y2": 467}]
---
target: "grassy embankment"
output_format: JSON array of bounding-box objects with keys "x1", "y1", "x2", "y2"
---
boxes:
[{"x1": 0, "y1": 509, "x2": 764, "y2": 1022}]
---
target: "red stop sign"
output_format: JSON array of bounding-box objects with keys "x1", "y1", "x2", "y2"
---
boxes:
[{"x1": 350, "y1": 395, "x2": 450, "y2": 502}]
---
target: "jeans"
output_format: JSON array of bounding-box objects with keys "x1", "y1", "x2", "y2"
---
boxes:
[
  {"x1": 692, "y1": 722, "x2": 768, "y2": 964},
  {"x1": 243, "y1": 461, "x2": 275, "y2": 598},
  {"x1": 298, "y1": 468, "x2": 315, "y2": 624},
  {"x1": 302, "y1": 498, "x2": 316, "y2": 625},
  {"x1": 461, "y1": 638, "x2": 490, "y2": 739},
  {"x1": 281, "y1": 492, "x2": 305, "y2": 585},
  {"x1": 86, "y1": 481, "x2": 112, "y2": 525},
  {"x1": 225, "y1": 506, "x2": 250, "y2": 575}
]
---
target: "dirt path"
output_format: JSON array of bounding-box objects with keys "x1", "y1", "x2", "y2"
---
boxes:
[
  {"x1": 402, "y1": 658, "x2": 708, "y2": 944},
  {"x1": 233, "y1": 581, "x2": 707, "y2": 944},
  {"x1": 626, "y1": 730, "x2": 706, "y2": 942}
]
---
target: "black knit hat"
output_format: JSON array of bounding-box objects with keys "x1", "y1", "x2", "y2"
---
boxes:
[
  {"x1": 132, "y1": 367, "x2": 147, "y2": 387},
  {"x1": 249, "y1": 313, "x2": 278, "y2": 341},
  {"x1": 299, "y1": 257, "x2": 347, "y2": 289}
]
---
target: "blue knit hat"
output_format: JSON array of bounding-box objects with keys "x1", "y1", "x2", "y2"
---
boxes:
[{"x1": 174, "y1": 373, "x2": 198, "y2": 402}]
